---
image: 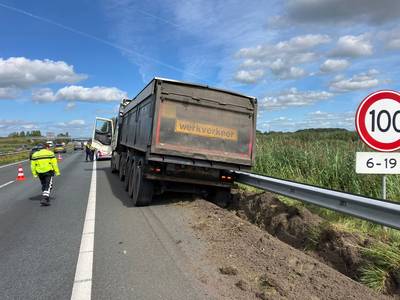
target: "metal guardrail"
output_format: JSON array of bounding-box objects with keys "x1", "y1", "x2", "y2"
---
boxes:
[{"x1": 235, "y1": 171, "x2": 400, "y2": 230}]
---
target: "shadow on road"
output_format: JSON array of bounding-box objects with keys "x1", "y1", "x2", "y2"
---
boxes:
[
  {"x1": 97, "y1": 163, "x2": 196, "y2": 208},
  {"x1": 29, "y1": 195, "x2": 42, "y2": 201},
  {"x1": 29, "y1": 195, "x2": 55, "y2": 201}
]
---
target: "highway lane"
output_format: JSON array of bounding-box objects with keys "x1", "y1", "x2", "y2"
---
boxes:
[
  {"x1": 0, "y1": 151, "x2": 91, "y2": 299},
  {"x1": 0, "y1": 151, "x2": 208, "y2": 299}
]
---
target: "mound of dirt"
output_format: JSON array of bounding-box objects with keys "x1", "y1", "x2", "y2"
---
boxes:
[
  {"x1": 185, "y1": 199, "x2": 390, "y2": 300},
  {"x1": 228, "y1": 190, "x2": 399, "y2": 296},
  {"x1": 230, "y1": 191, "x2": 323, "y2": 249}
]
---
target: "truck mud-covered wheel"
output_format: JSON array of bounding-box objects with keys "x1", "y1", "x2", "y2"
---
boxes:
[
  {"x1": 111, "y1": 155, "x2": 117, "y2": 173},
  {"x1": 128, "y1": 161, "x2": 135, "y2": 198},
  {"x1": 118, "y1": 156, "x2": 125, "y2": 181},
  {"x1": 124, "y1": 159, "x2": 132, "y2": 191},
  {"x1": 131, "y1": 158, "x2": 153, "y2": 206}
]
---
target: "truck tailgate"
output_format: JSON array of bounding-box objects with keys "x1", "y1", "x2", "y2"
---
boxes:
[{"x1": 153, "y1": 96, "x2": 255, "y2": 166}]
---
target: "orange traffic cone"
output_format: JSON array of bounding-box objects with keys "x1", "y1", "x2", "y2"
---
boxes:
[
  {"x1": 57, "y1": 153, "x2": 62, "y2": 161},
  {"x1": 16, "y1": 165, "x2": 26, "y2": 181}
]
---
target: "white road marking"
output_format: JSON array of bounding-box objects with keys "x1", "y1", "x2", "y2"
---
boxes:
[
  {"x1": 71, "y1": 160, "x2": 96, "y2": 300},
  {"x1": 0, "y1": 180, "x2": 14, "y2": 189},
  {"x1": 0, "y1": 159, "x2": 29, "y2": 169}
]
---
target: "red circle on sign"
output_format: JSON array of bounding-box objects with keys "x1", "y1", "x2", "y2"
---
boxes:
[{"x1": 355, "y1": 90, "x2": 400, "y2": 152}]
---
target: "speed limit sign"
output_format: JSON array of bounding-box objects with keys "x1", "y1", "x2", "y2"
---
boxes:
[{"x1": 356, "y1": 90, "x2": 400, "y2": 152}]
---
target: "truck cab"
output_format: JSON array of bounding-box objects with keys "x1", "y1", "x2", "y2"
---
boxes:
[{"x1": 92, "y1": 117, "x2": 113, "y2": 160}]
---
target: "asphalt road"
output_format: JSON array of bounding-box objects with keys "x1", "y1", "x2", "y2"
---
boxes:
[{"x1": 0, "y1": 151, "x2": 207, "y2": 300}]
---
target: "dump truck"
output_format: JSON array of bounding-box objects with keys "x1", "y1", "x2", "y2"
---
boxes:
[{"x1": 93, "y1": 78, "x2": 257, "y2": 206}]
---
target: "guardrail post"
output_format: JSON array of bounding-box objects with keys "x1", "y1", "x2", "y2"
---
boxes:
[{"x1": 382, "y1": 175, "x2": 387, "y2": 200}]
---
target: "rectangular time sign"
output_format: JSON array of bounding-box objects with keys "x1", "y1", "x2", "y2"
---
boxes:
[{"x1": 356, "y1": 152, "x2": 400, "y2": 174}]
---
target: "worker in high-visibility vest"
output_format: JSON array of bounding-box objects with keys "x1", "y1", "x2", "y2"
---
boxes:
[
  {"x1": 31, "y1": 143, "x2": 60, "y2": 206},
  {"x1": 85, "y1": 140, "x2": 95, "y2": 162}
]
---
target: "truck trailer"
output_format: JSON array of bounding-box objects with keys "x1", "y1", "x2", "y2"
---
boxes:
[{"x1": 93, "y1": 78, "x2": 257, "y2": 206}]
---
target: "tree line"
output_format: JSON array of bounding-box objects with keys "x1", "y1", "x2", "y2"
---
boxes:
[
  {"x1": 8, "y1": 130, "x2": 42, "y2": 137},
  {"x1": 7, "y1": 131, "x2": 70, "y2": 138}
]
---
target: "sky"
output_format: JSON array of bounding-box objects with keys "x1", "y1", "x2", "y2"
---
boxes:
[{"x1": 0, "y1": 0, "x2": 399, "y2": 137}]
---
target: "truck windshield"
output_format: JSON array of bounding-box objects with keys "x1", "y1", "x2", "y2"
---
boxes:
[{"x1": 95, "y1": 119, "x2": 112, "y2": 145}]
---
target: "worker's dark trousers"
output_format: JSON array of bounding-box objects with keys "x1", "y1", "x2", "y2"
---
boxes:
[{"x1": 38, "y1": 171, "x2": 54, "y2": 200}]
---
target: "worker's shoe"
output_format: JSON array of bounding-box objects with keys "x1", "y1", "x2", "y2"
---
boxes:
[{"x1": 40, "y1": 197, "x2": 50, "y2": 206}]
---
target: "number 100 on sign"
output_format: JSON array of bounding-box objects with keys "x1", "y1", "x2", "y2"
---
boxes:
[
  {"x1": 356, "y1": 91, "x2": 400, "y2": 152},
  {"x1": 356, "y1": 152, "x2": 400, "y2": 174}
]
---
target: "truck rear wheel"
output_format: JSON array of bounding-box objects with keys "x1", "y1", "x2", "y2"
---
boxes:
[
  {"x1": 124, "y1": 158, "x2": 132, "y2": 191},
  {"x1": 111, "y1": 155, "x2": 117, "y2": 173},
  {"x1": 128, "y1": 161, "x2": 135, "y2": 198},
  {"x1": 119, "y1": 156, "x2": 125, "y2": 181},
  {"x1": 131, "y1": 158, "x2": 153, "y2": 206}
]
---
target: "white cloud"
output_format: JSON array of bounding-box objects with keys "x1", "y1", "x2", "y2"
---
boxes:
[
  {"x1": 65, "y1": 102, "x2": 76, "y2": 110},
  {"x1": 259, "y1": 111, "x2": 355, "y2": 132},
  {"x1": 387, "y1": 39, "x2": 400, "y2": 50},
  {"x1": 32, "y1": 88, "x2": 55, "y2": 102},
  {"x1": 0, "y1": 57, "x2": 87, "y2": 89},
  {"x1": 234, "y1": 69, "x2": 264, "y2": 84},
  {"x1": 0, "y1": 87, "x2": 19, "y2": 99},
  {"x1": 269, "y1": 59, "x2": 306, "y2": 79},
  {"x1": 331, "y1": 35, "x2": 373, "y2": 57},
  {"x1": 69, "y1": 119, "x2": 85, "y2": 126},
  {"x1": 0, "y1": 119, "x2": 38, "y2": 132},
  {"x1": 237, "y1": 34, "x2": 330, "y2": 59},
  {"x1": 32, "y1": 85, "x2": 127, "y2": 103},
  {"x1": 380, "y1": 27, "x2": 400, "y2": 50},
  {"x1": 329, "y1": 69, "x2": 381, "y2": 92},
  {"x1": 320, "y1": 59, "x2": 349, "y2": 73},
  {"x1": 234, "y1": 34, "x2": 328, "y2": 82},
  {"x1": 298, "y1": 111, "x2": 355, "y2": 129},
  {"x1": 261, "y1": 88, "x2": 333, "y2": 110},
  {"x1": 286, "y1": 0, "x2": 400, "y2": 25},
  {"x1": 58, "y1": 119, "x2": 86, "y2": 127}
]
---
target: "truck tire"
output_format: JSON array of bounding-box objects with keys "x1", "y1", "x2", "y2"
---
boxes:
[
  {"x1": 128, "y1": 160, "x2": 135, "y2": 198},
  {"x1": 124, "y1": 158, "x2": 132, "y2": 191},
  {"x1": 111, "y1": 155, "x2": 117, "y2": 173},
  {"x1": 119, "y1": 156, "x2": 125, "y2": 181},
  {"x1": 131, "y1": 157, "x2": 153, "y2": 206}
]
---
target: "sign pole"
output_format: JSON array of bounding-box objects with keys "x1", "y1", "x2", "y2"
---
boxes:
[{"x1": 382, "y1": 175, "x2": 387, "y2": 200}]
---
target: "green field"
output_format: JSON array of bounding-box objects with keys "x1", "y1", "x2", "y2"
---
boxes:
[
  {"x1": 253, "y1": 128, "x2": 400, "y2": 292},
  {"x1": 0, "y1": 137, "x2": 72, "y2": 165}
]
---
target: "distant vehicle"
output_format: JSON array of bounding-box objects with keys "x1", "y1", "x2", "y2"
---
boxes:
[
  {"x1": 46, "y1": 141, "x2": 54, "y2": 148},
  {"x1": 73, "y1": 142, "x2": 84, "y2": 150},
  {"x1": 54, "y1": 144, "x2": 66, "y2": 153},
  {"x1": 95, "y1": 78, "x2": 257, "y2": 206},
  {"x1": 30, "y1": 144, "x2": 45, "y2": 159}
]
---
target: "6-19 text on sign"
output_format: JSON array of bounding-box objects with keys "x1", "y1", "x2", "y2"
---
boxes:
[{"x1": 356, "y1": 152, "x2": 400, "y2": 174}]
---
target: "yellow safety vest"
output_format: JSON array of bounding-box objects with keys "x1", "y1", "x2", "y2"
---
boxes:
[{"x1": 31, "y1": 149, "x2": 60, "y2": 176}]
